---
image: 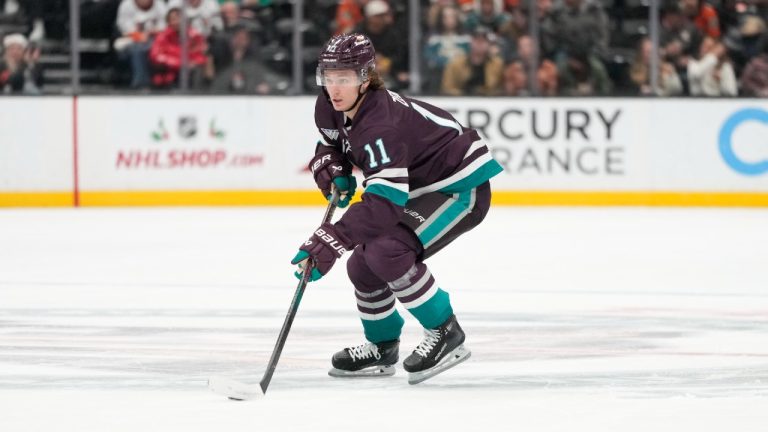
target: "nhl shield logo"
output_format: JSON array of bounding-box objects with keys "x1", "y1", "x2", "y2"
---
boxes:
[{"x1": 178, "y1": 116, "x2": 198, "y2": 139}]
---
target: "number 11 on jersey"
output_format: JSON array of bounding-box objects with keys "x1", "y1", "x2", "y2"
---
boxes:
[{"x1": 364, "y1": 138, "x2": 391, "y2": 169}]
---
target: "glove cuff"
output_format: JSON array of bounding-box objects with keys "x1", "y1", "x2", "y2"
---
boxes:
[{"x1": 315, "y1": 222, "x2": 353, "y2": 258}]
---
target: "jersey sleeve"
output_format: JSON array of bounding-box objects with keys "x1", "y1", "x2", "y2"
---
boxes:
[
  {"x1": 334, "y1": 127, "x2": 409, "y2": 246},
  {"x1": 314, "y1": 95, "x2": 343, "y2": 154}
]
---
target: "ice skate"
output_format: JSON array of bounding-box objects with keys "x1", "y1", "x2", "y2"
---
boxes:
[
  {"x1": 328, "y1": 339, "x2": 399, "y2": 378},
  {"x1": 403, "y1": 314, "x2": 471, "y2": 384}
]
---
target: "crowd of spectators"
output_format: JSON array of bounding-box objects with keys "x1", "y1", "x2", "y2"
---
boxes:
[{"x1": 0, "y1": 0, "x2": 767, "y2": 96}]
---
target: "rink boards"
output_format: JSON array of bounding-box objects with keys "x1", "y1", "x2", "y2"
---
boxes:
[{"x1": 1, "y1": 96, "x2": 767, "y2": 207}]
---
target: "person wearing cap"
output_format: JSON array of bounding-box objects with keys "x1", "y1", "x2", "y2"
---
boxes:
[
  {"x1": 0, "y1": 33, "x2": 43, "y2": 94},
  {"x1": 354, "y1": 0, "x2": 410, "y2": 90}
]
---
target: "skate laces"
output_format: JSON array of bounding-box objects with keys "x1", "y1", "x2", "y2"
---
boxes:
[
  {"x1": 348, "y1": 343, "x2": 381, "y2": 362},
  {"x1": 414, "y1": 329, "x2": 441, "y2": 357}
]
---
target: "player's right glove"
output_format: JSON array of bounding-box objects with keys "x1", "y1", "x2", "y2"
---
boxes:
[
  {"x1": 291, "y1": 223, "x2": 353, "y2": 281},
  {"x1": 309, "y1": 151, "x2": 357, "y2": 208}
]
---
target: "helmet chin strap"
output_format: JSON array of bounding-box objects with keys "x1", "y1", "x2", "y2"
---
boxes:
[{"x1": 343, "y1": 84, "x2": 367, "y2": 113}]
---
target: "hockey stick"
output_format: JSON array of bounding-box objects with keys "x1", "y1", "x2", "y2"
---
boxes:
[{"x1": 208, "y1": 189, "x2": 340, "y2": 401}]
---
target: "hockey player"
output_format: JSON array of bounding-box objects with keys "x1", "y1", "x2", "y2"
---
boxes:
[{"x1": 291, "y1": 33, "x2": 504, "y2": 384}]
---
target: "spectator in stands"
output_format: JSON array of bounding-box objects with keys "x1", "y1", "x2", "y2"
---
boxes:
[
  {"x1": 355, "y1": 0, "x2": 409, "y2": 90},
  {"x1": 740, "y1": 36, "x2": 768, "y2": 96},
  {"x1": 660, "y1": 3, "x2": 702, "y2": 93},
  {"x1": 661, "y1": 4, "x2": 703, "y2": 60},
  {"x1": 210, "y1": 24, "x2": 279, "y2": 94},
  {"x1": 209, "y1": 1, "x2": 261, "y2": 72},
  {"x1": 515, "y1": 34, "x2": 534, "y2": 65},
  {"x1": 334, "y1": 0, "x2": 366, "y2": 35},
  {"x1": 441, "y1": 27, "x2": 503, "y2": 95},
  {"x1": 505, "y1": 2, "x2": 530, "y2": 42},
  {"x1": 724, "y1": 15, "x2": 768, "y2": 76},
  {"x1": 630, "y1": 37, "x2": 683, "y2": 96},
  {"x1": 536, "y1": 0, "x2": 560, "y2": 60},
  {"x1": 424, "y1": 4, "x2": 471, "y2": 94},
  {"x1": 114, "y1": 0, "x2": 167, "y2": 89},
  {"x1": 463, "y1": 0, "x2": 513, "y2": 37},
  {"x1": 557, "y1": 45, "x2": 612, "y2": 95},
  {"x1": 426, "y1": 0, "x2": 462, "y2": 33},
  {"x1": 0, "y1": 33, "x2": 42, "y2": 94},
  {"x1": 167, "y1": 0, "x2": 223, "y2": 38},
  {"x1": 511, "y1": 35, "x2": 559, "y2": 95},
  {"x1": 555, "y1": 0, "x2": 610, "y2": 59},
  {"x1": 687, "y1": 35, "x2": 738, "y2": 95},
  {"x1": 463, "y1": 0, "x2": 517, "y2": 61},
  {"x1": 680, "y1": 0, "x2": 721, "y2": 39},
  {"x1": 502, "y1": 59, "x2": 528, "y2": 95},
  {"x1": 149, "y1": 7, "x2": 211, "y2": 89},
  {"x1": 537, "y1": 58, "x2": 558, "y2": 95}
]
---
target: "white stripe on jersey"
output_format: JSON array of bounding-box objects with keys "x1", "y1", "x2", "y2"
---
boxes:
[
  {"x1": 411, "y1": 101, "x2": 463, "y2": 134},
  {"x1": 366, "y1": 167, "x2": 409, "y2": 180},
  {"x1": 465, "y1": 140, "x2": 485, "y2": 159},
  {"x1": 408, "y1": 152, "x2": 495, "y2": 198},
  {"x1": 364, "y1": 177, "x2": 410, "y2": 194}
]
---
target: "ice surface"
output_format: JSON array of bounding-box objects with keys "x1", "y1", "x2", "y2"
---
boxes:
[{"x1": 1, "y1": 206, "x2": 767, "y2": 431}]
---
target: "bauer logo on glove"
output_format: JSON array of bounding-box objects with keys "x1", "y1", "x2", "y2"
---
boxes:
[
  {"x1": 308, "y1": 150, "x2": 357, "y2": 208},
  {"x1": 291, "y1": 223, "x2": 354, "y2": 281}
]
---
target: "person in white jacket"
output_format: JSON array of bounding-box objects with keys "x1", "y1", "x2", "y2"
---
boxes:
[
  {"x1": 115, "y1": 0, "x2": 167, "y2": 88},
  {"x1": 167, "y1": 0, "x2": 223, "y2": 38},
  {"x1": 687, "y1": 36, "x2": 738, "y2": 96}
]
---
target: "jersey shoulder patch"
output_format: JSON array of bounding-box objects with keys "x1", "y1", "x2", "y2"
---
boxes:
[{"x1": 320, "y1": 128, "x2": 339, "y2": 141}]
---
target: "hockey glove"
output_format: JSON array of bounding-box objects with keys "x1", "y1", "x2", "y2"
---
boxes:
[
  {"x1": 291, "y1": 223, "x2": 353, "y2": 282},
  {"x1": 309, "y1": 151, "x2": 357, "y2": 208}
]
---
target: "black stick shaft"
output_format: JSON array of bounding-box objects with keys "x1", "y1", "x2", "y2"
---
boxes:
[{"x1": 259, "y1": 190, "x2": 340, "y2": 394}]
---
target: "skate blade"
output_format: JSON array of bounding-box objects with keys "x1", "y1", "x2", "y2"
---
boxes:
[
  {"x1": 328, "y1": 364, "x2": 396, "y2": 378},
  {"x1": 408, "y1": 345, "x2": 471, "y2": 385},
  {"x1": 208, "y1": 376, "x2": 264, "y2": 401}
]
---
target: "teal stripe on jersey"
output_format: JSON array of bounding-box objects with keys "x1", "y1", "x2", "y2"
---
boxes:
[
  {"x1": 361, "y1": 310, "x2": 405, "y2": 343},
  {"x1": 439, "y1": 159, "x2": 504, "y2": 195},
  {"x1": 416, "y1": 190, "x2": 472, "y2": 247},
  {"x1": 366, "y1": 183, "x2": 409, "y2": 206},
  {"x1": 406, "y1": 288, "x2": 453, "y2": 329}
]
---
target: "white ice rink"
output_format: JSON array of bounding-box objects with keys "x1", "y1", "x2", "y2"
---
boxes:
[{"x1": 1, "y1": 205, "x2": 767, "y2": 431}]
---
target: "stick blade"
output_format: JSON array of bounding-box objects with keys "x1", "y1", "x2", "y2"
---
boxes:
[{"x1": 208, "y1": 376, "x2": 264, "y2": 401}]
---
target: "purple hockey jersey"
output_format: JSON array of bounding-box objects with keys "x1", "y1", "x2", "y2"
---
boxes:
[{"x1": 313, "y1": 88, "x2": 503, "y2": 247}]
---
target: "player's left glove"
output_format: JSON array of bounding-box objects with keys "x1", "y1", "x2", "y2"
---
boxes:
[
  {"x1": 309, "y1": 151, "x2": 357, "y2": 208},
  {"x1": 291, "y1": 223, "x2": 353, "y2": 282}
]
